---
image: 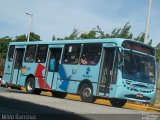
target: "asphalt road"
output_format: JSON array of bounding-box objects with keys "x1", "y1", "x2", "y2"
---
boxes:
[{"x1": 0, "y1": 87, "x2": 159, "y2": 120}]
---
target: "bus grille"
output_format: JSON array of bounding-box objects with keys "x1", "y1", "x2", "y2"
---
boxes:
[{"x1": 124, "y1": 94, "x2": 151, "y2": 101}]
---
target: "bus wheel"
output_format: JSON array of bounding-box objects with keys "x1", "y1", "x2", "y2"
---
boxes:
[
  {"x1": 80, "y1": 84, "x2": 96, "y2": 103},
  {"x1": 52, "y1": 91, "x2": 67, "y2": 98},
  {"x1": 109, "y1": 98, "x2": 127, "y2": 107},
  {"x1": 26, "y1": 77, "x2": 41, "y2": 94}
]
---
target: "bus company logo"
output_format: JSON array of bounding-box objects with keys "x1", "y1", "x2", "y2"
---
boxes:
[
  {"x1": 72, "y1": 66, "x2": 77, "y2": 74},
  {"x1": 142, "y1": 114, "x2": 159, "y2": 120},
  {"x1": 86, "y1": 67, "x2": 90, "y2": 75},
  {"x1": 83, "y1": 67, "x2": 92, "y2": 78}
]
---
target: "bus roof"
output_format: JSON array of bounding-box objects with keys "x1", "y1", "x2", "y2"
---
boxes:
[
  {"x1": 9, "y1": 38, "x2": 154, "y2": 50},
  {"x1": 9, "y1": 38, "x2": 138, "y2": 45}
]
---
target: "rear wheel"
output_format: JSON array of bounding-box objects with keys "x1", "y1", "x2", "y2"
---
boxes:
[
  {"x1": 52, "y1": 91, "x2": 67, "y2": 98},
  {"x1": 80, "y1": 84, "x2": 96, "y2": 103},
  {"x1": 25, "y1": 77, "x2": 41, "y2": 94},
  {"x1": 109, "y1": 98, "x2": 127, "y2": 107}
]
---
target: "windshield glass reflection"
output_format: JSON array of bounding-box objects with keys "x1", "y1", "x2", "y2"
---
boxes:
[{"x1": 122, "y1": 51, "x2": 155, "y2": 84}]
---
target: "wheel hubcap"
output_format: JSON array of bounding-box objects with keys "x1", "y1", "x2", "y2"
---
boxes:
[
  {"x1": 27, "y1": 81, "x2": 33, "y2": 91},
  {"x1": 83, "y1": 87, "x2": 92, "y2": 97}
]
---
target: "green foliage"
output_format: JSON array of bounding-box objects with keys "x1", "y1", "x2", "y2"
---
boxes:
[
  {"x1": 0, "y1": 36, "x2": 12, "y2": 65},
  {"x1": 0, "y1": 32, "x2": 41, "y2": 67},
  {"x1": 135, "y1": 32, "x2": 152, "y2": 46},
  {"x1": 110, "y1": 22, "x2": 132, "y2": 39},
  {"x1": 14, "y1": 34, "x2": 27, "y2": 42},
  {"x1": 29, "y1": 32, "x2": 41, "y2": 41},
  {"x1": 80, "y1": 29, "x2": 97, "y2": 39},
  {"x1": 53, "y1": 23, "x2": 133, "y2": 40},
  {"x1": 0, "y1": 23, "x2": 160, "y2": 66},
  {"x1": 14, "y1": 32, "x2": 40, "y2": 42},
  {"x1": 64, "y1": 29, "x2": 79, "y2": 40},
  {"x1": 135, "y1": 32, "x2": 145, "y2": 42},
  {"x1": 156, "y1": 43, "x2": 160, "y2": 60}
]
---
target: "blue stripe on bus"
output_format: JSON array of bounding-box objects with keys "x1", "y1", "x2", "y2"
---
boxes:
[{"x1": 58, "y1": 64, "x2": 69, "y2": 91}]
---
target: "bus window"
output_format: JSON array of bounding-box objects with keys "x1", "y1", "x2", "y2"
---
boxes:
[
  {"x1": 8, "y1": 45, "x2": 15, "y2": 62},
  {"x1": 111, "y1": 50, "x2": 118, "y2": 84},
  {"x1": 122, "y1": 51, "x2": 156, "y2": 84},
  {"x1": 36, "y1": 45, "x2": 48, "y2": 63},
  {"x1": 62, "y1": 44, "x2": 81, "y2": 64},
  {"x1": 80, "y1": 43, "x2": 102, "y2": 65},
  {"x1": 24, "y1": 45, "x2": 36, "y2": 62}
]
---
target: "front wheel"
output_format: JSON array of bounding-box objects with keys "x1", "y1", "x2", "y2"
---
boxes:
[
  {"x1": 109, "y1": 98, "x2": 127, "y2": 107},
  {"x1": 80, "y1": 84, "x2": 96, "y2": 103},
  {"x1": 25, "y1": 77, "x2": 41, "y2": 94}
]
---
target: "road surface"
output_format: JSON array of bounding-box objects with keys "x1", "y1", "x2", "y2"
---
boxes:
[{"x1": 0, "y1": 87, "x2": 159, "y2": 120}]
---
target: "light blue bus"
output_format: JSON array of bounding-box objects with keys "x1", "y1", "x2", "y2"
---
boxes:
[{"x1": 2, "y1": 38, "x2": 157, "y2": 107}]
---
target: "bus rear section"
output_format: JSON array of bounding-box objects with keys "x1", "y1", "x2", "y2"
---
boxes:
[{"x1": 3, "y1": 45, "x2": 25, "y2": 89}]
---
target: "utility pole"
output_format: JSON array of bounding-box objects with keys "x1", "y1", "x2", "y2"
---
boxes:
[
  {"x1": 25, "y1": 12, "x2": 33, "y2": 42},
  {"x1": 144, "y1": 0, "x2": 152, "y2": 44}
]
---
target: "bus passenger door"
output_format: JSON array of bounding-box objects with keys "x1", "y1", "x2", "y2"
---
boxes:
[
  {"x1": 10, "y1": 48, "x2": 25, "y2": 84},
  {"x1": 98, "y1": 48, "x2": 117, "y2": 96},
  {"x1": 45, "y1": 48, "x2": 62, "y2": 89}
]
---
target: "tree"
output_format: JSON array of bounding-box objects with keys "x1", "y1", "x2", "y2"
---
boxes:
[
  {"x1": 110, "y1": 22, "x2": 132, "y2": 39},
  {"x1": 95, "y1": 26, "x2": 107, "y2": 38},
  {"x1": 14, "y1": 32, "x2": 40, "y2": 42},
  {"x1": 29, "y1": 32, "x2": 41, "y2": 41},
  {"x1": 156, "y1": 43, "x2": 160, "y2": 60},
  {"x1": 0, "y1": 36, "x2": 12, "y2": 66},
  {"x1": 135, "y1": 32, "x2": 145, "y2": 43},
  {"x1": 135, "y1": 32, "x2": 152, "y2": 46},
  {"x1": 14, "y1": 34, "x2": 27, "y2": 42},
  {"x1": 64, "y1": 29, "x2": 79, "y2": 40},
  {"x1": 80, "y1": 29, "x2": 97, "y2": 39}
]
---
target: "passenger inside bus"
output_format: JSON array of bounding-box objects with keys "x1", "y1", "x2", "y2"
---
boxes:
[
  {"x1": 123, "y1": 53, "x2": 136, "y2": 74},
  {"x1": 49, "y1": 56, "x2": 55, "y2": 71},
  {"x1": 73, "y1": 58, "x2": 79, "y2": 64},
  {"x1": 89, "y1": 56, "x2": 98, "y2": 65},
  {"x1": 81, "y1": 55, "x2": 88, "y2": 64},
  {"x1": 26, "y1": 54, "x2": 34, "y2": 62}
]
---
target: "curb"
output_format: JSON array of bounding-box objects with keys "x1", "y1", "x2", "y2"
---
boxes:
[{"x1": 24, "y1": 89, "x2": 160, "y2": 113}]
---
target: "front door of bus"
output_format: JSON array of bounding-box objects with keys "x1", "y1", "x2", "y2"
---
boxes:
[
  {"x1": 98, "y1": 48, "x2": 117, "y2": 96},
  {"x1": 45, "y1": 48, "x2": 62, "y2": 89},
  {"x1": 10, "y1": 48, "x2": 25, "y2": 84}
]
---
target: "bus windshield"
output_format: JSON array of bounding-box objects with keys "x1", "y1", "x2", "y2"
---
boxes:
[{"x1": 122, "y1": 51, "x2": 155, "y2": 84}]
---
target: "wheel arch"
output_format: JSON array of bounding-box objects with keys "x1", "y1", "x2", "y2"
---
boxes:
[
  {"x1": 77, "y1": 79, "x2": 93, "y2": 94},
  {"x1": 25, "y1": 74, "x2": 35, "y2": 85}
]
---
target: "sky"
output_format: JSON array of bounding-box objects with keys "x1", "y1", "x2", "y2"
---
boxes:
[{"x1": 0, "y1": 0, "x2": 160, "y2": 46}]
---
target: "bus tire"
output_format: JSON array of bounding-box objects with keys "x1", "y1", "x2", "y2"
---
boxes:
[
  {"x1": 52, "y1": 91, "x2": 67, "y2": 98},
  {"x1": 109, "y1": 98, "x2": 127, "y2": 107},
  {"x1": 25, "y1": 77, "x2": 41, "y2": 94},
  {"x1": 80, "y1": 84, "x2": 96, "y2": 103}
]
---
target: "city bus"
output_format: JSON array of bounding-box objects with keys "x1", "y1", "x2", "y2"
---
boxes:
[{"x1": 2, "y1": 38, "x2": 157, "y2": 107}]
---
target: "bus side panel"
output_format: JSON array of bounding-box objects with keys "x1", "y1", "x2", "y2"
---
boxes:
[
  {"x1": 109, "y1": 69, "x2": 122, "y2": 98},
  {"x1": 46, "y1": 73, "x2": 54, "y2": 88},
  {"x1": 51, "y1": 73, "x2": 58, "y2": 90},
  {"x1": 56, "y1": 64, "x2": 100, "y2": 94},
  {"x1": 3, "y1": 62, "x2": 13, "y2": 84},
  {"x1": 56, "y1": 64, "x2": 72, "y2": 92},
  {"x1": 35, "y1": 77, "x2": 40, "y2": 88},
  {"x1": 67, "y1": 81, "x2": 80, "y2": 94},
  {"x1": 92, "y1": 83, "x2": 98, "y2": 96},
  {"x1": 21, "y1": 63, "x2": 45, "y2": 89},
  {"x1": 18, "y1": 75, "x2": 26, "y2": 86}
]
